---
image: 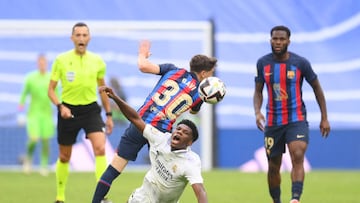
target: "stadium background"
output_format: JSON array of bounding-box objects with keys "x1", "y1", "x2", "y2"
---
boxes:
[{"x1": 0, "y1": 0, "x2": 359, "y2": 169}]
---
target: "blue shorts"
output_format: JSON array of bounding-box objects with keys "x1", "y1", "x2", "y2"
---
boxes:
[
  {"x1": 117, "y1": 123, "x2": 149, "y2": 161},
  {"x1": 264, "y1": 121, "x2": 309, "y2": 158}
]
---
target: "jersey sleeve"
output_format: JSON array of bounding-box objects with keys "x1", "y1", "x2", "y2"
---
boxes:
[
  {"x1": 301, "y1": 57, "x2": 317, "y2": 83},
  {"x1": 184, "y1": 154, "x2": 204, "y2": 185},
  {"x1": 255, "y1": 58, "x2": 265, "y2": 83},
  {"x1": 19, "y1": 73, "x2": 31, "y2": 105},
  {"x1": 143, "y1": 124, "x2": 168, "y2": 145},
  {"x1": 190, "y1": 99, "x2": 203, "y2": 113},
  {"x1": 159, "y1": 63, "x2": 177, "y2": 75},
  {"x1": 50, "y1": 57, "x2": 61, "y2": 82},
  {"x1": 97, "y1": 56, "x2": 106, "y2": 79}
]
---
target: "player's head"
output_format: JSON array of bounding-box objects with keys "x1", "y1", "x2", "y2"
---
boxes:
[
  {"x1": 71, "y1": 22, "x2": 90, "y2": 55},
  {"x1": 270, "y1": 25, "x2": 291, "y2": 57},
  {"x1": 190, "y1": 54, "x2": 217, "y2": 81},
  {"x1": 37, "y1": 54, "x2": 47, "y2": 73},
  {"x1": 179, "y1": 119, "x2": 199, "y2": 142},
  {"x1": 171, "y1": 119, "x2": 199, "y2": 150}
]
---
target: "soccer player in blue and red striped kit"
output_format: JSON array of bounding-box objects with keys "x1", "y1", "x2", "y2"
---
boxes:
[
  {"x1": 92, "y1": 40, "x2": 217, "y2": 203},
  {"x1": 253, "y1": 25, "x2": 331, "y2": 203}
]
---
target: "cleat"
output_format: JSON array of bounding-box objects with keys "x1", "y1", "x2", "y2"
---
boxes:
[
  {"x1": 54, "y1": 201, "x2": 64, "y2": 203},
  {"x1": 39, "y1": 168, "x2": 49, "y2": 176},
  {"x1": 290, "y1": 200, "x2": 299, "y2": 203},
  {"x1": 22, "y1": 156, "x2": 31, "y2": 174}
]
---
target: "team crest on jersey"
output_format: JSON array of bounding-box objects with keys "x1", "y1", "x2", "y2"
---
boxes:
[
  {"x1": 287, "y1": 70, "x2": 295, "y2": 79},
  {"x1": 172, "y1": 164, "x2": 177, "y2": 173}
]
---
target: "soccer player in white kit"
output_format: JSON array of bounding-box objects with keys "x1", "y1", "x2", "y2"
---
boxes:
[{"x1": 99, "y1": 86, "x2": 208, "y2": 203}]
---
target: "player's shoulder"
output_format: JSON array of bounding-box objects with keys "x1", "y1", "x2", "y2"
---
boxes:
[
  {"x1": 55, "y1": 49, "x2": 74, "y2": 61},
  {"x1": 25, "y1": 71, "x2": 38, "y2": 80},
  {"x1": 186, "y1": 150, "x2": 201, "y2": 163},
  {"x1": 289, "y1": 52, "x2": 311, "y2": 65},
  {"x1": 257, "y1": 53, "x2": 273, "y2": 63},
  {"x1": 159, "y1": 63, "x2": 185, "y2": 75},
  {"x1": 86, "y1": 50, "x2": 102, "y2": 58}
]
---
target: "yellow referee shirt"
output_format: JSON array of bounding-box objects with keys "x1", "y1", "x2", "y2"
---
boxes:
[{"x1": 50, "y1": 49, "x2": 106, "y2": 105}]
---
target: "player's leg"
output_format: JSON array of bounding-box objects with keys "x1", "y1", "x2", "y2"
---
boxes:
[
  {"x1": 39, "y1": 138, "x2": 50, "y2": 176},
  {"x1": 55, "y1": 144, "x2": 72, "y2": 202},
  {"x1": 23, "y1": 117, "x2": 40, "y2": 173},
  {"x1": 92, "y1": 155, "x2": 126, "y2": 203},
  {"x1": 83, "y1": 104, "x2": 108, "y2": 181},
  {"x1": 286, "y1": 121, "x2": 309, "y2": 202},
  {"x1": 87, "y1": 131, "x2": 107, "y2": 180},
  {"x1": 265, "y1": 125, "x2": 286, "y2": 203},
  {"x1": 92, "y1": 124, "x2": 147, "y2": 203},
  {"x1": 268, "y1": 155, "x2": 282, "y2": 203},
  {"x1": 39, "y1": 117, "x2": 55, "y2": 176},
  {"x1": 55, "y1": 109, "x2": 79, "y2": 202}
]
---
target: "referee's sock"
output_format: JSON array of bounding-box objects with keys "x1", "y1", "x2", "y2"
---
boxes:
[{"x1": 92, "y1": 164, "x2": 120, "y2": 203}]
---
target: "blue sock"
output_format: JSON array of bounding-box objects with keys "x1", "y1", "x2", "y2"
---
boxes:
[
  {"x1": 92, "y1": 165, "x2": 120, "y2": 203},
  {"x1": 291, "y1": 181, "x2": 303, "y2": 200},
  {"x1": 270, "y1": 186, "x2": 281, "y2": 203}
]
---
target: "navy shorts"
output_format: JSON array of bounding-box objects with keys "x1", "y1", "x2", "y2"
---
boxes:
[
  {"x1": 117, "y1": 123, "x2": 149, "y2": 161},
  {"x1": 264, "y1": 121, "x2": 309, "y2": 158},
  {"x1": 57, "y1": 102, "x2": 105, "y2": 145}
]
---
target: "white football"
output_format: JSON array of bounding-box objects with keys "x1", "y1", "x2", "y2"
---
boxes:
[{"x1": 198, "y1": 76, "x2": 226, "y2": 104}]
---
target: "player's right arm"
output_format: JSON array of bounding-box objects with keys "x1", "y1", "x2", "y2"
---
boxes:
[
  {"x1": 48, "y1": 80, "x2": 72, "y2": 119},
  {"x1": 253, "y1": 82, "x2": 265, "y2": 131},
  {"x1": 137, "y1": 40, "x2": 160, "y2": 74}
]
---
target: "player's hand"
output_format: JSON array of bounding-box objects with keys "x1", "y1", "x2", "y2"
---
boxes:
[
  {"x1": 139, "y1": 40, "x2": 151, "y2": 58},
  {"x1": 99, "y1": 86, "x2": 115, "y2": 99},
  {"x1": 320, "y1": 119, "x2": 330, "y2": 138},
  {"x1": 59, "y1": 105, "x2": 74, "y2": 119},
  {"x1": 255, "y1": 112, "x2": 266, "y2": 132},
  {"x1": 105, "y1": 117, "x2": 114, "y2": 135}
]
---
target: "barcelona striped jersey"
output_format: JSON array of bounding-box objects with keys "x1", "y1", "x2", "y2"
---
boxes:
[
  {"x1": 138, "y1": 64, "x2": 203, "y2": 132},
  {"x1": 255, "y1": 52, "x2": 317, "y2": 127}
]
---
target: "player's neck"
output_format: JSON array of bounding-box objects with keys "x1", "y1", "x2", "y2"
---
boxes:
[{"x1": 273, "y1": 52, "x2": 289, "y2": 61}]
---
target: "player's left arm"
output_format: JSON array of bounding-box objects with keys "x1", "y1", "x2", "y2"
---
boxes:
[
  {"x1": 191, "y1": 183, "x2": 208, "y2": 203},
  {"x1": 98, "y1": 78, "x2": 114, "y2": 135},
  {"x1": 310, "y1": 78, "x2": 330, "y2": 137}
]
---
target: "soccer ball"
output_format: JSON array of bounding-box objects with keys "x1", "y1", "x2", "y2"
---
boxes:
[{"x1": 198, "y1": 76, "x2": 226, "y2": 104}]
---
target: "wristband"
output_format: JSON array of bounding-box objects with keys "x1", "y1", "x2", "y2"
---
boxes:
[
  {"x1": 57, "y1": 103, "x2": 62, "y2": 111},
  {"x1": 105, "y1": 112, "x2": 113, "y2": 116}
]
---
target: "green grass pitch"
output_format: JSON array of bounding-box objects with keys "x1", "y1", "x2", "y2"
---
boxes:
[{"x1": 0, "y1": 170, "x2": 359, "y2": 202}]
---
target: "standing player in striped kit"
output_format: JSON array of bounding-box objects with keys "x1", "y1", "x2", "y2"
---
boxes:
[
  {"x1": 92, "y1": 40, "x2": 217, "y2": 203},
  {"x1": 253, "y1": 25, "x2": 330, "y2": 203}
]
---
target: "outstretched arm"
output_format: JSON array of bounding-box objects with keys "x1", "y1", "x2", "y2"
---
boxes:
[
  {"x1": 137, "y1": 40, "x2": 160, "y2": 74},
  {"x1": 192, "y1": 183, "x2": 208, "y2": 203},
  {"x1": 99, "y1": 86, "x2": 146, "y2": 132}
]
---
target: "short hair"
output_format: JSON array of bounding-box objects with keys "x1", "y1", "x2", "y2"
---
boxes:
[
  {"x1": 189, "y1": 54, "x2": 217, "y2": 73},
  {"x1": 178, "y1": 119, "x2": 199, "y2": 142},
  {"x1": 72, "y1": 22, "x2": 89, "y2": 34},
  {"x1": 270, "y1": 25, "x2": 291, "y2": 38}
]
